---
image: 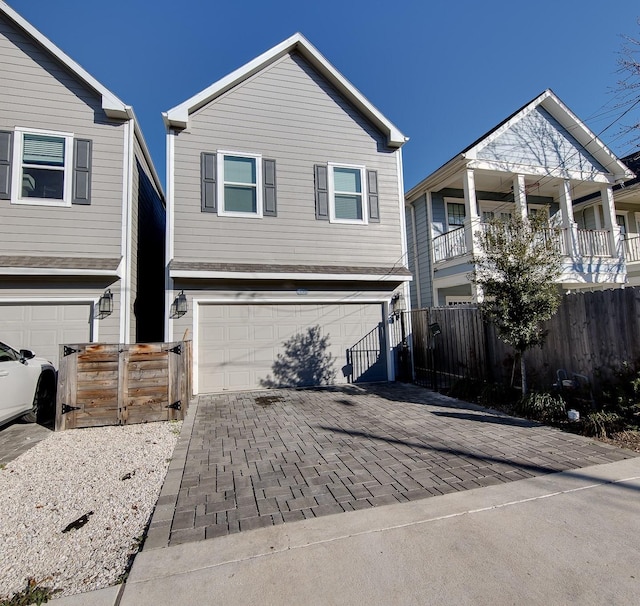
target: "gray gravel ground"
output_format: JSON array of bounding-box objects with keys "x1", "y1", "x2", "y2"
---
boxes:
[{"x1": 0, "y1": 421, "x2": 181, "y2": 600}]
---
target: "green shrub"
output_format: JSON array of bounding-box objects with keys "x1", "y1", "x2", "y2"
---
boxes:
[
  {"x1": 582, "y1": 411, "x2": 626, "y2": 438},
  {"x1": 514, "y1": 391, "x2": 566, "y2": 423},
  {"x1": 0, "y1": 578, "x2": 60, "y2": 606}
]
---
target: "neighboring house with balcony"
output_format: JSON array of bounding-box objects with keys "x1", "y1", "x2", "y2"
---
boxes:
[
  {"x1": 0, "y1": 1, "x2": 165, "y2": 366},
  {"x1": 163, "y1": 33, "x2": 411, "y2": 394},
  {"x1": 405, "y1": 89, "x2": 634, "y2": 308},
  {"x1": 573, "y1": 151, "x2": 640, "y2": 286}
]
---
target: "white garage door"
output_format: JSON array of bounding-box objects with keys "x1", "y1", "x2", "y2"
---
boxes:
[
  {"x1": 198, "y1": 303, "x2": 386, "y2": 393},
  {"x1": 0, "y1": 302, "x2": 93, "y2": 367}
]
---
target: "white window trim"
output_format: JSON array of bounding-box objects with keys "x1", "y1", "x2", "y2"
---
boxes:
[
  {"x1": 327, "y1": 162, "x2": 368, "y2": 225},
  {"x1": 11, "y1": 126, "x2": 74, "y2": 207},
  {"x1": 445, "y1": 199, "x2": 466, "y2": 229},
  {"x1": 479, "y1": 200, "x2": 514, "y2": 222},
  {"x1": 216, "y1": 150, "x2": 263, "y2": 218}
]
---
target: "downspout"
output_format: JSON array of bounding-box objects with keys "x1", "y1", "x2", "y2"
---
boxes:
[
  {"x1": 164, "y1": 125, "x2": 175, "y2": 342},
  {"x1": 119, "y1": 115, "x2": 134, "y2": 344},
  {"x1": 410, "y1": 203, "x2": 422, "y2": 309}
]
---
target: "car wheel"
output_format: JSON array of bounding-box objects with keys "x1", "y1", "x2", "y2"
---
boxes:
[{"x1": 23, "y1": 373, "x2": 55, "y2": 423}]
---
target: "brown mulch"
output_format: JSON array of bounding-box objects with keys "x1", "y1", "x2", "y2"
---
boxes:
[{"x1": 600, "y1": 430, "x2": 640, "y2": 453}]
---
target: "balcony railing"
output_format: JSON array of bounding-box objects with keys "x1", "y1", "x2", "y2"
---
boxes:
[
  {"x1": 432, "y1": 226, "x2": 616, "y2": 263},
  {"x1": 433, "y1": 227, "x2": 467, "y2": 262},
  {"x1": 624, "y1": 236, "x2": 640, "y2": 262},
  {"x1": 576, "y1": 229, "x2": 610, "y2": 257}
]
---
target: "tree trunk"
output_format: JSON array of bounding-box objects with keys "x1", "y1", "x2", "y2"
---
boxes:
[{"x1": 520, "y1": 352, "x2": 528, "y2": 395}]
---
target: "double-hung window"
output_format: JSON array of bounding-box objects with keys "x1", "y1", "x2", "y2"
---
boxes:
[
  {"x1": 216, "y1": 152, "x2": 263, "y2": 218},
  {"x1": 328, "y1": 163, "x2": 367, "y2": 224},
  {"x1": 12, "y1": 128, "x2": 73, "y2": 206},
  {"x1": 447, "y1": 202, "x2": 465, "y2": 227}
]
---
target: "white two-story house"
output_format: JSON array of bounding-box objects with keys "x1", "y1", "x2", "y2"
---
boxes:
[{"x1": 406, "y1": 89, "x2": 634, "y2": 307}]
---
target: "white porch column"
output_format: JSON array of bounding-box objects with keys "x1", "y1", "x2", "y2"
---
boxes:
[
  {"x1": 601, "y1": 186, "x2": 620, "y2": 256},
  {"x1": 463, "y1": 168, "x2": 481, "y2": 256},
  {"x1": 513, "y1": 174, "x2": 527, "y2": 221},
  {"x1": 559, "y1": 180, "x2": 579, "y2": 257}
]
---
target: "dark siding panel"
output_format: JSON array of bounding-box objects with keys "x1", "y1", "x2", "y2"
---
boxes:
[
  {"x1": 263, "y1": 158, "x2": 277, "y2": 216},
  {"x1": 72, "y1": 139, "x2": 92, "y2": 205},
  {"x1": 314, "y1": 164, "x2": 329, "y2": 220},
  {"x1": 0, "y1": 130, "x2": 13, "y2": 200},
  {"x1": 201, "y1": 152, "x2": 216, "y2": 212},
  {"x1": 367, "y1": 169, "x2": 379, "y2": 223},
  {"x1": 134, "y1": 160, "x2": 166, "y2": 342}
]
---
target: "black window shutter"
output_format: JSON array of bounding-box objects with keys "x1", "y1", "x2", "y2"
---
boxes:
[
  {"x1": 263, "y1": 158, "x2": 277, "y2": 216},
  {"x1": 72, "y1": 139, "x2": 92, "y2": 205},
  {"x1": 367, "y1": 169, "x2": 380, "y2": 223},
  {"x1": 201, "y1": 152, "x2": 216, "y2": 212},
  {"x1": 314, "y1": 164, "x2": 329, "y2": 220},
  {"x1": 0, "y1": 131, "x2": 13, "y2": 200}
]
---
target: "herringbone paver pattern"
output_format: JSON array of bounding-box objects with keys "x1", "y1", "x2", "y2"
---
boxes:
[{"x1": 155, "y1": 384, "x2": 634, "y2": 546}]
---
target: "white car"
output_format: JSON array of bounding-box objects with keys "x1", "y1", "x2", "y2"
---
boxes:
[{"x1": 0, "y1": 341, "x2": 57, "y2": 426}]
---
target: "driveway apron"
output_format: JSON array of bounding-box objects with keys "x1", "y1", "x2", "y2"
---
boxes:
[{"x1": 146, "y1": 383, "x2": 634, "y2": 548}]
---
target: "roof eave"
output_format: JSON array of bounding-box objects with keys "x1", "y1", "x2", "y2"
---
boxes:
[{"x1": 405, "y1": 155, "x2": 467, "y2": 202}]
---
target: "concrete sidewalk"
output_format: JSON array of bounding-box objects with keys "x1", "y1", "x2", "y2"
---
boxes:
[{"x1": 55, "y1": 455, "x2": 640, "y2": 605}]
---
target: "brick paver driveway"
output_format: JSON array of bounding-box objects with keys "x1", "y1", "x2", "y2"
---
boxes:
[{"x1": 153, "y1": 383, "x2": 633, "y2": 547}]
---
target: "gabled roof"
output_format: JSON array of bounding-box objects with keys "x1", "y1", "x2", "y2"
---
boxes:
[
  {"x1": 0, "y1": 1, "x2": 164, "y2": 200},
  {"x1": 407, "y1": 89, "x2": 635, "y2": 200},
  {"x1": 0, "y1": 0, "x2": 128, "y2": 119},
  {"x1": 163, "y1": 32, "x2": 407, "y2": 149}
]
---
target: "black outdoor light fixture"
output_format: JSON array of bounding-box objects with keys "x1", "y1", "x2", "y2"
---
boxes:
[
  {"x1": 172, "y1": 290, "x2": 188, "y2": 318},
  {"x1": 97, "y1": 289, "x2": 113, "y2": 317}
]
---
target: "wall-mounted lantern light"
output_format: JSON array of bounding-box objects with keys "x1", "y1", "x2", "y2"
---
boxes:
[
  {"x1": 97, "y1": 289, "x2": 113, "y2": 318},
  {"x1": 171, "y1": 290, "x2": 188, "y2": 318}
]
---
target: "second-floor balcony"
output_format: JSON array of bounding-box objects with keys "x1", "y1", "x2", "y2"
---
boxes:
[
  {"x1": 624, "y1": 236, "x2": 640, "y2": 263},
  {"x1": 433, "y1": 226, "x2": 617, "y2": 263}
]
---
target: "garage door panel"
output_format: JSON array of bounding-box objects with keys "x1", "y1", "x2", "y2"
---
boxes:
[
  {"x1": 0, "y1": 303, "x2": 92, "y2": 368},
  {"x1": 198, "y1": 303, "x2": 385, "y2": 393}
]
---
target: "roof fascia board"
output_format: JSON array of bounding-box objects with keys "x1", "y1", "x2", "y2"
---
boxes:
[
  {"x1": 0, "y1": 0, "x2": 128, "y2": 119},
  {"x1": 405, "y1": 155, "x2": 466, "y2": 202},
  {"x1": 164, "y1": 33, "x2": 407, "y2": 148}
]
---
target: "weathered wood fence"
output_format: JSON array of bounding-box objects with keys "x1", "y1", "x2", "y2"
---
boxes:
[
  {"x1": 401, "y1": 287, "x2": 640, "y2": 394},
  {"x1": 56, "y1": 341, "x2": 192, "y2": 430}
]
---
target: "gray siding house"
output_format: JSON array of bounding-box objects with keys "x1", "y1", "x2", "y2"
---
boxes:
[
  {"x1": 0, "y1": 1, "x2": 164, "y2": 366},
  {"x1": 163, "y1": 33, "x2": 410, "y2": 394},
  {"x1": 406, "y1": 90, "x2": 634, "y2": 308}
]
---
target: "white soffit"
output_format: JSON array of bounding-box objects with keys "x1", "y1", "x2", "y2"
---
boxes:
[{"x1": 163, "y1": 32, "x2": 407, "y2": 148}]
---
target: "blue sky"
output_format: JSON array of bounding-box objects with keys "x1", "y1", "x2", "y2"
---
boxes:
[{"x1": 8, "y1": 0, "x2": 640, "y2": 190}]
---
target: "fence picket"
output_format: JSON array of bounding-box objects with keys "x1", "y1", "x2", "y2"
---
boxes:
[{"x1": 401, "y1": 287, "x2": 640, "y2": 394}]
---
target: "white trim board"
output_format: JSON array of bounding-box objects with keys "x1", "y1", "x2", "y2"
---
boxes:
[{"x1": 169, "y1": 270, "x2": 412, "y2": 282}]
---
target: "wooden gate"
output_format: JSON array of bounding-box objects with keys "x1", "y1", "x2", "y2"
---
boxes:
[{"x1": 55, "y1": 341, "x2": 192, "y2": 430}]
